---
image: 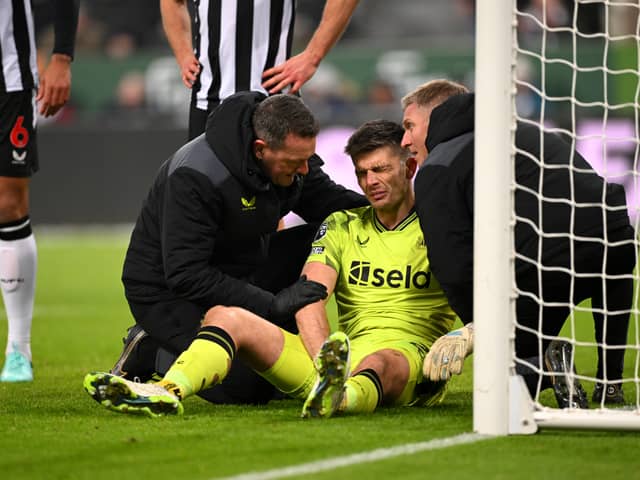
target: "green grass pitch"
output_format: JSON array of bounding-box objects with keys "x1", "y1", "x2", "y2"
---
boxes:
[{"x1": 0, "y1": 229, "x2": 638, "y2": 480}]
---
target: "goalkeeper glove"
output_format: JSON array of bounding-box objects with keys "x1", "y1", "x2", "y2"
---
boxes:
[
  {"x1": 269, "y1": 275, "x2": 328, "y2": 323},
  {"x1": 423, "y1": 323, "x2": 474, "y2": 382}
]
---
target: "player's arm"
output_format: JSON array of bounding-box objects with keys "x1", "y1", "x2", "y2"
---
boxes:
[
  {"x1": 295, "y1": 261, "x2": 338, "y2": 359},
  {"x1": 160, "y1": 0, "x2": 200, "y2": 88},
  {"x1": 262, "y1": 0, "x2": 359, "y2": 94},
  {"x1": 37, "y1": 0, "x2": 78, "y2": 117}
]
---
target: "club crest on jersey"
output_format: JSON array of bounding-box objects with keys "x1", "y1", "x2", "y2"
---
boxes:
[
  {"x1": 240, "y1": 196, "x2": 256, "y2": 211},
  {"x1": 11, "y1": 150, "x2": 26, "y2": 165},
  {"x1": 314, "y1": 222, "x2": 328, "y2": 241}
]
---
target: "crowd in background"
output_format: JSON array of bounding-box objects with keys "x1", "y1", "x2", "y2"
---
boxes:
[{"x1": 31, "y1": 0, "x2": 615, "y2": 129}]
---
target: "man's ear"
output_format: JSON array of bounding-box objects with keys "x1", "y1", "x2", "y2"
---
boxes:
[{"x1": 253, "y1": 139, "x2": 267, "y2": 159}]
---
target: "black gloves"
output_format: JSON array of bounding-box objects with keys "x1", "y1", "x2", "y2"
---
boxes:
[{"x1": 269, "y1": 275, "x2": 327, "y2": 323}]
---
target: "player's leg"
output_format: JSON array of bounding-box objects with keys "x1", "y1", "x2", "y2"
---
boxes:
[
  {"x1": 257, "y1": 329, "x2": 317, "y2": 400},
  {"x1": 85, "y1": 308, "x2": 316, "y2": 417},
  {"x1": 302, "y1": 339, "x2": 423, "y2": 418},
  {"x1": 134, "y1": 299, "x2": 278, "y2": 404},
  {"x1": 343, "y1": 348, "x2": 411, "y2": 413},
  {"x1": 344, "y1": 338, "x2": 441, "y2": 412},
  {"x1": 192, "y1": 224, "x2": 319, "y2": 402},
  {"x1": 589, "y1": 225, "x2": 636, "y2": 404},
  {"x1": 109, "y1": 298, "x2": 204, "y2": 383},
  {"x1": 85, "y1": 305, "x2": 280, "y2": 415},
  {"x1": 83, "y1": 372, "x2": 184, "y2": 418},
  {"x1": 515, "y1": 270, "x2": 588, "y2": 408},
  {"x1": 122, "y1": 297, "x2": 285, "y2": 405},
  {"x1": 0, "y1": 90, "x2": 38, "y2": 383},
  {"x1": 159, "y1": 306, "x2": 316, "y2": 401},
  {"x1": 302, "y1": 331, "x2": 351, "y2": 418},
  {"x1": 84, "y1": 299, "x2": 204, "y2": 416}
]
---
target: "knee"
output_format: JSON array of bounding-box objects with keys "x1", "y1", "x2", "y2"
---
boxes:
[
  {"x1": 0, "y1": 198, "x2": 28, "y2": 222},
  {"x1": 355, "y1": 354, "x2": 385, "y2": 376},
  {"x1": 355, "y1": 350, "x2": 409, "y2": 396},
  {"x1": 203, "y1": 305, "x2": 236, "y2": 327},
  {"x1": 202, "y1": 305, "x2": 250, "y2": 330},
  {"x1": 0, "y1": 180, "x2": 29, "y2": 222}
]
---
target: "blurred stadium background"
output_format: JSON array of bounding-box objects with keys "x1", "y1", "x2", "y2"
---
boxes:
[{"x1": 31, "y1": 0, "x2": 634, "y2": 225}]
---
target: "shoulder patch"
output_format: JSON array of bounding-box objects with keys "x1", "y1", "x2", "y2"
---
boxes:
[{"x1": 314, "y1": 222, "x2": 328, "y2": 241}]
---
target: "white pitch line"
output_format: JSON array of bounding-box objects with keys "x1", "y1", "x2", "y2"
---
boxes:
[{"x1": 214, "y1": 432, "x2": 489, "y2": 480}]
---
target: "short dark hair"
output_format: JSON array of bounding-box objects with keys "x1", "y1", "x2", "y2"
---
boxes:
[
  {"x1": 345, "y1": 119, "x2": 407, "y2": 163},
  {"x1": 252, "y1": 94, "x2": 320, "y2": 149}
]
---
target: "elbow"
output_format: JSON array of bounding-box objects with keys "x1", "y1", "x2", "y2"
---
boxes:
[{"x1": 164, "y1": 267, "x2": 196, "y2": 298}]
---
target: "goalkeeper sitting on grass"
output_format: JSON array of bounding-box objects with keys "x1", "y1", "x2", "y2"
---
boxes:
[{"x1": 83, "y1": 119, "x2": 458, "y2": 418}]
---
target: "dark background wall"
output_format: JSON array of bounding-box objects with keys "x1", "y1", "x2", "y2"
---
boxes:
[{"x1": 32, "y1": 128, "x2": 185, "y2": 224}]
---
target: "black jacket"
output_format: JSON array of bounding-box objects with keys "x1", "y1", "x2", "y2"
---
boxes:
[
  {"x1": 122, "y1": 91, "x2": 366, "y2": 318},
  {"x1": 414, "y1": 93, "x2": 630, "y2": 324}
]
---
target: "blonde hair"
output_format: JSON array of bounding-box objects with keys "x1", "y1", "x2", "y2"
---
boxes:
[{"x1": 401, "y1": 79, "x2": 469, "y2": 111}]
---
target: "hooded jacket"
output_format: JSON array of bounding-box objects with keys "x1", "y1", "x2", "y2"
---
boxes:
[
  {"x1": 122, "y1": 91, "x2": 366, "y2": 319},
  {"x1": 414, "y1": 93, "x2": 630, "y2": 324}
]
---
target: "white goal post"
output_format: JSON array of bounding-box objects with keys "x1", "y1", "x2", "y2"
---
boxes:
[{"x1": 474, "y1": 0, "x2": 640, "y2": 434}]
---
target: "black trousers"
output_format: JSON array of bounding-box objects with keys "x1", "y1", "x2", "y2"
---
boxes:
[
  {"x1": 515, "y1": 224, "x2": 636, "y2": 386},
  {"x1": 127, "y1": 223, "x2": 319, "y2": 404}
]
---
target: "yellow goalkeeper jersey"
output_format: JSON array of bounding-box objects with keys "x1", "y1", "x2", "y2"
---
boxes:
[{"x1": 306, "y1": 206, "x2": 457, "y2": 347}]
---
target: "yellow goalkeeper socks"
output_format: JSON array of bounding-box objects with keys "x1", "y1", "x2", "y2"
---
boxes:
[
  {"x1": 342, "y1": 369, "x2": 383, "y2": 414},
  {"x1": 259, "y1": 330, "x2": 317, "y2": 400},
  {"x1": 158, "y1": 326, "x2": 235, "y2": 400}
]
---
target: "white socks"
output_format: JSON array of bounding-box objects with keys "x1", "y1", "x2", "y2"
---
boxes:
[{"x1": 0, "y1": 230, "x2": 37, "y2": 361}]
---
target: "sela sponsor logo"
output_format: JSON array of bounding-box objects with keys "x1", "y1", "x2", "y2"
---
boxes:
[
  {"x1": 240, "y1": 196, "x2": 256, "y2": 211},
  {"x1": 12, "y1": 150, "x2": 27, "y2": 165},
  {"x1": 311, "y1": 246, "x2": 325, "y2": 255},
  {"x1": 348, "y1": 260, "x2": 431, "y2": 289}
]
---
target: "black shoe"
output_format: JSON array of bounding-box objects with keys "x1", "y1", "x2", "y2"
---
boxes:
[
  {"x1": 544, "y1": 340, "x2": 588, "y2": 409},
  {"x1": 592, "y1": 383, "x2": 625, "y2": 405},
  {"x1": 412, "y1": 380, "x2": 448, "y2": 407},
  {"x1": 110, "y1": 324, "x2": 156, "y2": 382}
]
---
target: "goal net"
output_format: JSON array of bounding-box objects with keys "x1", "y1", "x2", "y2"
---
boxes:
[{"x1": 474, "y1": 0, "x2": 640, "y2": 434}]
